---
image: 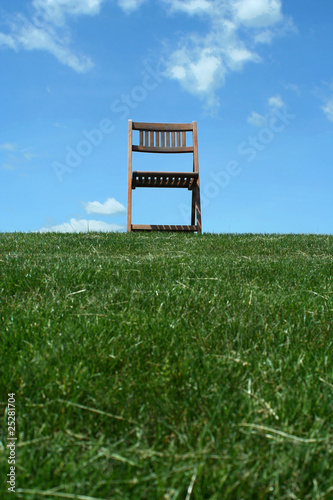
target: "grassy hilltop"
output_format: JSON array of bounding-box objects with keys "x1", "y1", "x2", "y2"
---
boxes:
[{"x1": 1, "y1": 232, "x2": 333, "y2": 499}]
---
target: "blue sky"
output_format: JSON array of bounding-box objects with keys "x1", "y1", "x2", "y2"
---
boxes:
[{"x1": 1, "y1": 0, "x2": 332, "y2": 234}]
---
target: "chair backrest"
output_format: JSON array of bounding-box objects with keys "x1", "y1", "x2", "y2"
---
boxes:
[{"x1": 130, "y1": 121, "x2": 195, "y2": 154}]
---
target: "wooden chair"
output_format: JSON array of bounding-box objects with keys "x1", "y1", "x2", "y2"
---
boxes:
[{"x1": 127, "y1": 120, "x2": 202, "y2": 233}]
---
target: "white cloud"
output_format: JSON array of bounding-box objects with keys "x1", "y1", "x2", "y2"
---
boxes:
[
  {"x1": 190, "y1": 53, "x2": 221, "y2": 92},
  {"x1": 268, "y1": 94, "x2": 284, "y2": 108},
  {"x1": 165, "y1": 0, "x2": 283, "y2": 25},
  {"x1": 247, "y1": 111, "x2": 267, "y2": 127},
  {"x1": 0, "y1": 0, "x2": 295, "y2": 96},
  {"x1": 0, "y1": 0, "x2": 101, "y2": 72},
  {"x1": 163, "y1": 0, "x2": 291, "y2": 108},
  {"x1": 248, "y1": 94, "x2": 286, "y2": 127},
  {"x1": 169, "y1": 44, "x2": 223, "y2": 94},
  {"x1": 283, "y1": 83, "x2": 300, "y2": 95},
  {"x1": 39, "y1": 218, "x2": 124, "y2": 233},
  {"x1": 83, "y1": 197, "x2": 126, "y2": 215},
  {"x1": 233, "y1": 0, "x2": 283, "y2": 27},
  {"x1": 170, "y1": 65, "x2": 186, "y2": 80},
  {"x1": 117, "y1": 0, "x2": 148, "y2": 12},
  {"x1": 254, "y1": 29, "x2": 274, "y2": 44},
  {"x1": 225, "y1": 45, "x2": 260, "y2": 71},
  {"x1": 164, "y1": 23, "x2": 261, "y2": 108},
  {"x1": 0, "y1": 32, "x2": 18, "y2": 49},
  {"x1": 0, "y1": 143, "x2": 18, "y2": 151},
  {"x1": 164, "y1": 0, "x2": 213, "y2": 15},
  {"x1": 322, "y1": 100, "x2": 333, "y2": 122},
  {"x1": 32, "y1": 0, "x2": 105, "y2": 25},
  {"x1": 12, "y1": 21, "x2": 93, "y2": 72}
]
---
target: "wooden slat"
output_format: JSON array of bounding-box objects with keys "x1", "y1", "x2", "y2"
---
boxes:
[
  {"x1": 150, "y1": 131, "x2": 154, "y2": 147},
  {"x1": 132, "y1": 146, "x2": 194, "y2": 153},
  {"x1": 132, "y1": 122, "x2": 193, "y2": 131},
  {"x1": 171, "y1": 131, "x2": 175, "y2": 148},
  {"x1": 182, "y1": 131, "x2": 186, "y2": 147},
  {"x1": 177, "y1": 131, "x2": 181, "y2": 147},
  {"x1": 188, "y1": 176, "x2": 197, "y2": 190},
  {"x1": 132, "y1": 171, "x2": 198, "y2": 178},
  {"x1": 161, "y1": 132, "x2": 165, "y2": 147},
  {"x1": 166, "y1": 132, "x2": 170, "y2": 148},
  {"x1": 139, "y1": 130, "x2": 143, "y2": 146},
  {"x1": 145, "y1": 131, "x2": 149, "y2": 146},
  {"x1": 155, "y1": 131, "x2": 160, "y2": 148},
  {"x1": 132, "y1": 171, "x2": 198, "y2": 190},
  {"x1": 131, "y1": 224, "x2": 197, "y2": 232}
]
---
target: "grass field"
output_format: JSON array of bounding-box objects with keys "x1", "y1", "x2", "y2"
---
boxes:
[{"x1": 1, "y1": 232, "x2": 333, "y2": 499}]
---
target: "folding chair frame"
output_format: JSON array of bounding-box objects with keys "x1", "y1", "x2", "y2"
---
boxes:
[{"x1": 127, "y1": 120, "x2": 202, "y2": 233}]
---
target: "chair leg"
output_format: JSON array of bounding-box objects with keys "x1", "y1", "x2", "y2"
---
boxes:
[
  {"x1": 196, "y1": 184, "x2": 202, "y2": 234},
  {"x1": 127, "y1": 120, "x2": 133, "y2": 232},
  {"x1": 191, "y1": 189, "x2": 196, "y2": 226},
  {"x1": 127, "y1": 186, "x2": 132, "y2": 232}
]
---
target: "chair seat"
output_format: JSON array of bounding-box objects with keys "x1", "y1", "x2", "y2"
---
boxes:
[
  {"x1": 131, "y1": 224, "x2": 197, "y2": 232},
  {"x1": 132, "y1": 171, "x2": 198, "y2": 190}
]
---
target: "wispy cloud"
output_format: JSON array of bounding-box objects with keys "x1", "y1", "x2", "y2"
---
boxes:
[
  {"x1": 248, "y1": 94, "x2": 286, "y2": 126},
  {"x1": 254, "y1": 30, "x2": 274, "y2": 44},
  {"x1": 117, "y1": 0, "x2": 149, "y2": 12},
  {"x1": 54, "y1": 122, "x2": 67, "y2": 129},
  {"x1": 315, "y1": 81, "x2": 333, "y2": 122},
  {"x1": 283, "y1": 83, "x2": 300, "y2": 95},
  {"x1": 83, "y1": 198, "x2": 126, "y2": 215},
  {"x1": 32, "y1": 0, "x2": 105, "y2": 26},
  {"x1": 322, "y1": 100, "x2": 333, "y2": 122},
  {"x1": 0, "y1": 143, "x2": 18, "y2": 151},
  {"x1": 1, "y1": 142, "x2": 39, "y2": 163},
  {"x1": 0, "y1": 0, "x2": 102, "y2": 72},
  {"x1": 23, "y1": 152, "x2": 38, "y2": 161},
  {"x1": 247, "y1": 111, "x2": 268, "y2": 127},
  {"x1": 1, "y1": 163, "x2": 17, "y2": 171},
  {"x1": 38, "y1": 218, "x2": 124, "y2": 233},
  {"x1": 163, "y1": 0, "x2": 213, "y2": 15}
]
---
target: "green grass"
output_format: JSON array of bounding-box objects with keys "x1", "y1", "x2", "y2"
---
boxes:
[{"x1": 0, "y1": 232, "x2": 333, "y2": 499}]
